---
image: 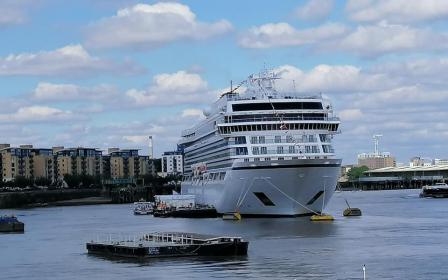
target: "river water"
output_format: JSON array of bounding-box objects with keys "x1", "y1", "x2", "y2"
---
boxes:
[{"x1": 1, "y1": 189, "x2": 448, "y2": 279}]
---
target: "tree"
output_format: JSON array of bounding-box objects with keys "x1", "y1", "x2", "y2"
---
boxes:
[{"x1": 347, "y1": 166, "x2": 369, "y2": 181}]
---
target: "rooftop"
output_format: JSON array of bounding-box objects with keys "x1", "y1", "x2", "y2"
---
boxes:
[{"x1": 366, "y1": 165, "x2": 448, "y2": 173}]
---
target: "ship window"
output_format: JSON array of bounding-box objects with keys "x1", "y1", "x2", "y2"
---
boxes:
[
  {"x1": 278, "y1": 157, "x2": 284, "y2": 160},
  {"x1": 253, "y1": 192, "x2": 275, "y2": 206},
  {"x1": 277, "y1": 146, "x2": 284, "y2": 154},
  {"x1": 264, "y1": 157, "x2": 271, "y2": 161},
  {"x1": 275, "y1": 136, "x2": 281, "y2": 143},
  {"x1": 254, "y1": 158, "x2": 260, "y2": 162},
  {"x1": 232, "y1": 102, "x2": 322, "y2": 111},
  {"x1": 252, "y1": 147, "x2": 260, "y2": 155},
  {"x1": 289, "y1": 146, "x2": 295, "y2": 154},
  {"x1": 259, "y1": 136, "x2": 265, "y2": 144},
  {"x1": 235, "y1": 136, "x2": 246, "y2": 144},
  {"x1": 261, "y1": 147, "x2": 267, "y2": 154},
  {"x1": 244, "y1": 158, "x2": 249, "y2": 162},
  {"x1": 236, "y1": 147, "x2": 248, "y2": 155},
  {"x1": 251, "y1": 136, "x2": 258, "y2": 144}
]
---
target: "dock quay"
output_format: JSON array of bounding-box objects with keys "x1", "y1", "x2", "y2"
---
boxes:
[{"x1": 86, "y1": 232, "x2": 249, "y2": 259}]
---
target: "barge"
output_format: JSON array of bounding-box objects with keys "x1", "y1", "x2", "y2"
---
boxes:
[
  {"x1": 86, "y1": 232, "x2": 248, "y2": 259},
  {"x1": 153, "y1": 206, "x2": 218, "y2": 218}
]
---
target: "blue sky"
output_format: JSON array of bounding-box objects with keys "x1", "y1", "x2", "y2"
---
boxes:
[{"x1": 0, "y1": 0, "x2": 448, "y2": 164}]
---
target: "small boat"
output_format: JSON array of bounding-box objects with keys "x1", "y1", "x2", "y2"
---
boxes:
[
  {"x1": 343, "y1": 199, "x2": 362, "y2": 217},
  {"x1": 133, "y1": 201, "x2": 153, "y2": 215},
  {"x1": 420, "y1": 183, "x2": 448, "y2": 198},
  {"x1": 86, "y1": 232, "x2": 249, "y2": 259},
  {"x1": 0, "y1": 215, "x2": 24, "y2": 233}
]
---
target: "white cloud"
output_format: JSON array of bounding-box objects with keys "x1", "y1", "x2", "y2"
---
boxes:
[
  {"x1": 239, "y1": 22, "x2": 347, "y2": 48},
  {"x1": 123, "y1": 135, "x2": 150, "y2": 144},
  {"x1": 330, "y1": 22, "x2": 448, "y2": 57},
  {"x1": 85, "y1": 2, "x2": 232, "y2": 49},
  {"x1": 0, "y1": 44, "x2": 144, "y2": 77},
  {"x1": 0, "y1": 0, "x2": 35, "y2": 26},
  {"x1": 295, "y1": 0, "x2": 333, "y2": 21},
  {"x1": 126, "y1": 70, "x2": 215, "y2": 106},
  {"x1": 346, "y1": 0, "x2": 448, "y2": 23},
  {"x1": 181, "y1": 108, "x2": 204, "y2": 119},
  {"x1": 339, "y1": 109, "x2": 363, "y2": 121},
  {"x1": 239, "y1": 20, "x2": 448, "y2": 57},
  {"x1": 32, "y1": 82, "x2": 118, "y2": 101},
  {"x1": 0, "y1": 106, "x2": 80, "y2": 123},
  {"x1": 274, "y1": 64, "x2": 395, "y2": 93}
]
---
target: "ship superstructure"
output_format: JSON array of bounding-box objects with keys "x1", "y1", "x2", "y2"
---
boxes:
[{"x1": 179, "y1": 69, "x2": 341, "y2": 216}]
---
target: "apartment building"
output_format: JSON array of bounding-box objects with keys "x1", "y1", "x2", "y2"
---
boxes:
[
  {"x1": 1, "y1": 144, "x2": 155, "y2": 183},
  {"x1": 161, "y1": 151, "x2": 183, "y2": 176},
  {"x1": 0, "y1": 144, "x2": 54, "y2": 182},
  {"x1": 54, "y1": 147, "x2": 103, "y2": 179},
  {"x1": 108, "y1": 149, "x2": 155, "y2": 179}
]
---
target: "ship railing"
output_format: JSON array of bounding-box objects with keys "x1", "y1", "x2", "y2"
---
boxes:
[
  {"x1": 230, "y1": 149, "x2": 332, "y2": 157},
  {"x1": 225, "y1": 94, "x2": 321, "y2": 101},
  {"x1": 225, "y1": 116, "x2": 340, "y2": 123},
  {"x1": 229, "y1": 139, "x2": 319, "y2": 145}
]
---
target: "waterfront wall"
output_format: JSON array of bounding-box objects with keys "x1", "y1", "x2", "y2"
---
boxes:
[{"x1": 0, "y1": 189, "x2": 102, "y2": 209}]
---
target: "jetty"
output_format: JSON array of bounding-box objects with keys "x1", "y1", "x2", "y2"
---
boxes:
[{"x1": 86, "y1": 232, "x2": 248, "y2": 259}]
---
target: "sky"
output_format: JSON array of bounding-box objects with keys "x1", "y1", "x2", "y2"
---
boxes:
[{"x1": 0, "y1": 0, "x2": 447, "y2": 164}]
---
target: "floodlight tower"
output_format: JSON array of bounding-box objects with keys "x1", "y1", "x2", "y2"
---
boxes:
[{"x1": 373, "y1": 134, "x2": 383, "y2": 156}]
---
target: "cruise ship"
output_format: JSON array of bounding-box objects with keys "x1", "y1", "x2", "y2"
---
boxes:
[{"x1": 178, "y1": 70, "x2": 341, "y2": 216}]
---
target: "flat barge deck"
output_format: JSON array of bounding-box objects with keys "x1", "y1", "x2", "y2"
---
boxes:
[{"x1": 86, "y1": 232, "x2": 248, "y2": 259}]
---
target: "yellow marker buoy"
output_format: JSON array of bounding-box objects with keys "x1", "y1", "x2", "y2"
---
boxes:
[
  {"x1": 310, "y1": 213, "x2": 334, "y2": 221},
  {"x1": 222, "y1": 212, "x2": 241, "y2": 221}
]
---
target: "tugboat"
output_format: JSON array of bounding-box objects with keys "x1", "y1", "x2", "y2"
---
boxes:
[
  {"x1": 0, "y1": 215, "x2": 24, "y2": 233},
  {"x1": 420, "y1": 183, "x2": 448, "y2": 198}
]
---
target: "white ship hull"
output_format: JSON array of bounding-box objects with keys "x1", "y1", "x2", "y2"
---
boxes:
[{"x1": 181, "y1": 158, "x2": 341, "y2": 216}]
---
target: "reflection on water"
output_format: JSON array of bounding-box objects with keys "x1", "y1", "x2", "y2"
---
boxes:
[{"x1": 2, "y1": 189, "x2": 448, "y2": 279}]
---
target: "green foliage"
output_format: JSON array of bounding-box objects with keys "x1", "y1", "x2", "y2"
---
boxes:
[
  {"x1": 63, "y1": 174, "x2": 101, "y2": 188},
  {"x1": 152, "y1": 158, "x2": 162, "y2": 172},
  {"x1": 13, "y1": 176, "x2": 33, "y2": 188},
  {"x1": 347, "y1": 166, "x2": 369, "y2": 181}
]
